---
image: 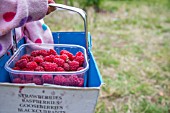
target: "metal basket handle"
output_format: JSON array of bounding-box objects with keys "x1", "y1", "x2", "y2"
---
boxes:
[
  {"x1": 49, "y1": 3, "x2": 88, "y2": 51},
  {"x1": 12, "y1": 3, "x2": 88, "y2": 54}
]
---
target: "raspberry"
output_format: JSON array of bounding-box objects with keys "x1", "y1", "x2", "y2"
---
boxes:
[
  {"x1": 60, "y1": 50, "x2": 67, "y2": 55},
  {"x1": 39, "y1": 62, "x2": 46, "y2": 67},
  {"x1": 77, "y1": 67, "x2": 84, "y2": 71},
  {"x1": 64, "y1": 75, "x2": 71, "y2": 78},
  {"x1": 60, "y1": 50, "x2": 74, "y2": 61},
  {"x1": 56, "y1": 67, "x2": 65, "y2": 71},
  {"x1": 54, "y1": 76, "x2": 66, "y2": 85},
  {"x1": 38, "y1": 50, "x2": 49, "y2": 57},
  {"x1": 13, "y1": 67, "x2": 20, "y2": 70},
  {"x1": 15, "y1": 59, "x2": 27, "y2": 69},
  {"x1": 75, "y1": 51, "x2": 84, "y2": 57},
  {"x1": 26, "y1": 61, "x2": 38, "y2": 70},
  {"x1": 60, "y1": 54, "x2": 69, "y2": 62},
  {"x1": 68, "y1": 75, "x2": 80, "y2": 86},
  {"x1": 21, "y1": 54, "x2": 31, "y2": 62},
  {"x1": 18, "y1": 74, "x2": 25, "y2": 79},
  {"x1": 31, "y1": 50, "x2": 39, "y2": 57},
  {"x1": 35, "y1": 66, "x2": 44, "y2": 71},
  {"x1": 69, "y1": 61, "x2": 79, "y2": 71},
  {"x1": 25, "y1": 80, "x2": 32, "y2": 83},
  {"x1": 34, "y1": 75, "x2": 41, "y2": 78},
  {"x1": 42, "y1": 75, "x2": 53, "y2": 84},
  {"x1": 22, "y1": 68, "x2": 34, "y2": 71},
  {"x1": 77, "y1": 78, "x2": 84, "y2": 87},
  {"x1": 25, "y1": 74, "x2": 33, "y2": 81},
  {"x1": 74, "y1": 55, "x2": 84, "y2": 66},
  {"x1": 29, "y1": 56, "x2": 34, "y2": 62},
  {"x1": 21, "y1": 80, "x2": 26, "y2": 84},
  {"x1": 33, "y1": 77, "x2": 42, "y2": 85},
  {"x1": 13, "y1": 78, "x2": 21, "y2": 83},
  {"x1": 53, "y1": 58, "x2": 64, "y2": 67},
  {"x1": 43, "y1": 62, "x2": 57, "y2": 71},
  {"x1": 55, "y1": 55, "x2": 60, "y2": 58},
  {"x1": 63, "y1": 63, "x2": 69, "y2": 71},
  {"x1": 34, "y1": 56, "x2": 44, "y2": 63},
  {"x1": 48, "y1": 49, "x2": 57, "y2": 55},
  {"x1": 44, "y1": 55, "x2": 55, "y2": 62},
  {"x1": 77, "y1": 67, "x2": 85, "y2": 78}
]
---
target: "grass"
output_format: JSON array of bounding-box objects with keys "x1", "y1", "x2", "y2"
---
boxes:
[{"x1": 44, "y1": 0, "x2": 170, "y2": 112}]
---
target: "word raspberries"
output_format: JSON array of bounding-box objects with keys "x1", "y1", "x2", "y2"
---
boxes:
[{"x1": 12, "y1": 49, "x2": 85, "y2": 87}]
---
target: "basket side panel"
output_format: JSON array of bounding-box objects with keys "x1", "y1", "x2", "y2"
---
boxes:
[{"x1": 52, "y1": 32, "x2": 86, "y2": 48}]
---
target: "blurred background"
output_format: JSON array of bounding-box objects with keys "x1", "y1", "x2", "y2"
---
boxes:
[{"x1": 44, "y1": 0, "x2": 170, "y2": 113}]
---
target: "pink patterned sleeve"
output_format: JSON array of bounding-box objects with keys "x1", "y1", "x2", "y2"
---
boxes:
[
  {"x1": 23, "y1": 20, "x2": 54, "y2": 45},
  {"x1": 0, "y1": 0, "x2": 48, "y2": 57},
  {"x1": 0, "y1": 0, "x2": 48, "y2": 36}
]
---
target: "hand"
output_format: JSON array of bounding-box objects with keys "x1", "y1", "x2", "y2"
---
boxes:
[{"x1": 46, "y1": 0, "x2": 56, "y2": 15}]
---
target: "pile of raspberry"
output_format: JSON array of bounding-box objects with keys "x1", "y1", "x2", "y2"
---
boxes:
[{"x1": 12, "y1": 49, "x2": 85, "y2": 87}]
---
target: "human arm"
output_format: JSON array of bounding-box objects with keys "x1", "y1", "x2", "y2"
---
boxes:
[{"x1": 0, "y1": 0, "x2": 49, "y2": 36}]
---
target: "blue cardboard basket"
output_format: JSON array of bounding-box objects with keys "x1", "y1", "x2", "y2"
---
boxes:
[
  {"x1": 0, "y1": 3, "x2": 103, "y2": 87},
  {"x1": 0, "y1": 4, "x2": 103, "y2": 112}
]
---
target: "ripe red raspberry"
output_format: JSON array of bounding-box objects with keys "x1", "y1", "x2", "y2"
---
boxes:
[
  {"x1": 74, "y1": 55, "x2": 84, "y2": 66},
  {"x1": 42, "y1": 74, "x2": 53, "y2": 84},
  {"x1": 38, "y1": 50, "x2": 49, "y2": 57},
  {"x1": 56, "y1": 67, "x2": 65, "y2": 71},
  {"x1": 48, "y1": 49, "x2": 57, "y2": 55},
  {"x1": 69, "y1": 61, "x2": 79, "y2": 71},
  {"x1": 76, "y1": 67, "x2": 85, "y2": 78},
  {"x1": 29, "y1": 56, "x2": 34, "y2": 62},
  {"x1": 18, "y1": 74, "x2": 25, "y2": 79},
  {"x1": 15, "y1": 59, "x2": 27, "y2": 69},
  {"x1": 39, "y1": 61, "x2": 45, "y2": 67},
  {"x1": 31, "y1": 50, "x2": 39, "y2": 57},
  {"x1": 21, "y1": 80, "x2": 26, "y2": 84},
  {"x1": 22, "y1": 68, "x2": 34, "y2": 71},
  {"x1": 60, "y1": 54, "x2": 69, "y2": 62},
  {"x1": 33, "y1": 77, "x2": 42, "y2": 85},
  {"x1": 60, "y1": 50, "x2": 74, "y2": 61},
  {"x1": 68, "y1": 75, "x2": 80, "y2": 86},
  {"x1": 54, "y1": 75, "x2": 66, "y2": 85},
  {"x1": 26, "y1": 61, "x2": 38, "y2": 70},
  {"x1": 43, "y1": 62, "x2": 57, "y2": 71},
  {"x1": 63, "y1": 63, "x2": 69, "y2": 71},
  {"x1": 77, "y1": 67, "x2": 84, "y2": 71},
  {"x1": 25, "y1": 80, "x2": 33, "y2": 83},
  {"x1": 75, "y1": 51, "x2": 84, "y2": 57},
  {"x1": 44, "y1": 55, "x2": 55, "y2": 62},
  {"x1": 25, "y1": 74, "x2": 33, "y2": 81},
  {"x1": 77, "y1": 78, "x2": 84, "y2": 87},
  {"x1": 13, "y1": 67, "x2": 20, "y2": 70},
  {"x1": 53, "y1": 58, "x2": 65, "y2": 67},
  {"x1": 21, "y1": 54, "x2": 31, "y2": 62},
  {"x1": 35, "y1": 66, "x2": 44, "y2": 71},
  {"x1": 13, "y1": 78, "x2": 21, "y2": 83},
  {"x1": 34, "y1": 56, "x2": 44, "y2": 63},
  {"x1": 60, "y1": 50, "x2": 67, "y2": 55},
  {"x1": 55, "y1": 55, "x2": 60, "y2": 58}
]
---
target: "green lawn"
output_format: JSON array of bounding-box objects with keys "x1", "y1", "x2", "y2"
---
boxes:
[{"x1": 44, "y1": 0, "x2": 170, "y2": 112}]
